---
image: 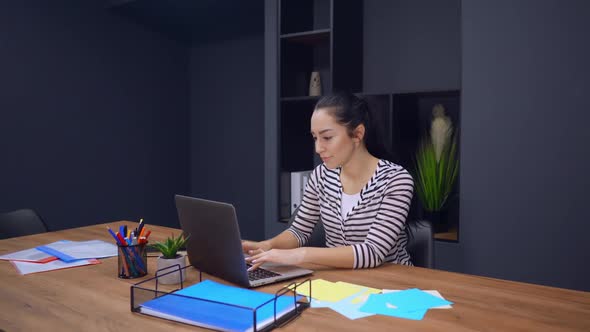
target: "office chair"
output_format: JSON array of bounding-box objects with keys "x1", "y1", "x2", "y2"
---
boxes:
[
  {"x1": 406, "y1": 219, "x2": 434, "y2": 268},
  {"x1": 288, "y1": 206, "x2": 326, "y2": 247},
  {"x1": 0, "y1": 209, "x2": 49, "y2": 240}
]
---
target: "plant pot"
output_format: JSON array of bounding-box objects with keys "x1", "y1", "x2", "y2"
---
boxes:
[
  {"x1": 422, "y1": 209, "x2": 449, "y2": 234},
  {"x1": 156, "y1": 254, "x2": 186, "y2": 285}
]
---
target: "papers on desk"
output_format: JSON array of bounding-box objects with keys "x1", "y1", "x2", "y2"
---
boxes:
[
  {"x1": 140, "y1": 280, "x2": 303, "y2": 332},
  {"x1": 36, "y1": 240, "x2": 117, "y2": 262},
  {"x1": 293, "y1": 279, "x2": 453, "y2": 321},
  {"x1": 359, "y1": 288, "x2": 453, "y2": 320},
  {"x1": 11, "y1": 258, "x2": 101, "y2": 275},
  {"x1": 383, "y1": 289, "x2": 452, "y2": 309},
  {"x1": 2, "y1": 240, "x2": 116, "y2": 275},
  {"x1": 289, "y1": 279, "x2": 376, "y2": 303},
  {"x1": 0, "y1": 247, "x2": 57, "y2": 263}
]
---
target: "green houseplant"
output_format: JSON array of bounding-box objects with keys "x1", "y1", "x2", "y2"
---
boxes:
[
  {"x1": 414, "y1": 104, "x2": 459, "y2": 232},
  {"x1": 414, "y1": 136, "x2": 459, "y2": 212},
  {"x1": 150, "y1": 233, "x2": 190, "y2": 284}
]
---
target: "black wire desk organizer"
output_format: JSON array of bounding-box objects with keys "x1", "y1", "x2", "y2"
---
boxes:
[{"x1": 130, "y1": 264, "x2": 311, "y2": 332}]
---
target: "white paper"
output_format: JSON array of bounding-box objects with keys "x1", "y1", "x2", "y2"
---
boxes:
[
  {"x1": 39, "y1": 240, "x2": 117, "y2": 260},
  {"x1": 12, "y1": 259, "x2": 99, "y2": 275},
  {"x1": 382, "y1": 289, "x2": 452, "y2": 309},
  {"x1": 0, "y1": 247, "x2": 55, "y2": 262}
]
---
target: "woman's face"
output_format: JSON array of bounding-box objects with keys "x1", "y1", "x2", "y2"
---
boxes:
[{"x1": 310, "y1": 108, "x2": 355, "y2": 169}]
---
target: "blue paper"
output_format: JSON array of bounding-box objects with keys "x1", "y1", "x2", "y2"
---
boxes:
[
  {"x1": 310, "y1": 298, "x2": 332, "y2": 308},
  {"x1": 329, "y1": 293, "x2": 375, "y2": 320},
  {"x1": 359, "y1": 289, "x2": 453, "y2": 321},
  {"x1": 376, "y1": 288, "x2": 452, "y2": 311},
  {"x1": 359, "y1": 294, "x2": 426, "y2": 320},
  {"x1": 311, "y1": 289, "x2": 375, "y2": 320},
  {"x1": 141, "y1": 280, "x2": 302, "y2": 332}
]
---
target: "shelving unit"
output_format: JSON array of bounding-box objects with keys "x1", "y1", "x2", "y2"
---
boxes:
[
  {"x1": 275, "y1": 1, "x2": 461, "y2": 241},
  {"x1": 277, "y1": 0, "x2": 363, "y2": 221}
]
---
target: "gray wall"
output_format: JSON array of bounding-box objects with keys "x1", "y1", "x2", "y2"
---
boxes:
[
  {"x1": 364, "y1": 0, "x2": 461, "y2": 93},
  {"x1": 0, "y1": 1, "x2": 190, "y2": 230},
  {"x1": 356, "y1": 0, "x2": 589, "y2": 291},
  {"x1": 190, "y1": 36, "x2": 265, "y2": 240},
  {"x1": 364, "y1": 0, "x2": 590, "y2": 290},
  {"x1": 460, "y1": 0, "x2": 590, "y2": 291}
]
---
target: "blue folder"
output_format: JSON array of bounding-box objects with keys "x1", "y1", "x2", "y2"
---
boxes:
[{"x1": 140, "y1": 280, "x2": 301, "y2": 332}]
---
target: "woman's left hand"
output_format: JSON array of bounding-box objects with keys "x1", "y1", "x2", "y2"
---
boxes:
[{"x1": 245, "y1": 248, "x2": 305, "y2": 271}]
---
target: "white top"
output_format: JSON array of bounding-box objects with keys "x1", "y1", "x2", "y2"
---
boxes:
[{"x1": 341, "y1": 191, "x2": 361, "y2": 220}]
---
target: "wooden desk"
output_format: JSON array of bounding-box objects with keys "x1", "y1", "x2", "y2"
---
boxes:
[{"x1": 1, "y1": 223, "x2": 589, "y2": 331}]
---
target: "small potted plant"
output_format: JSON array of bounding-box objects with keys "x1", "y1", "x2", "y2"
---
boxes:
[{"x1": 150, "y1": 233, "x2": 190, "y2": 284}]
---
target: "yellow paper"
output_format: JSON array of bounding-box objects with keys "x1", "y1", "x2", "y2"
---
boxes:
[
  {"x1": 334, "y1": 281, "x2": 381, "y2": 304},
  {"x1": 288, "y1": 279, "x2": 363, "y2": 302}
]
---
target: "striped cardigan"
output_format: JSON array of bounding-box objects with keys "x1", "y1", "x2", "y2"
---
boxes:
[{"x1": 287, "y1": 159, "x2": 414, "y2": 268}]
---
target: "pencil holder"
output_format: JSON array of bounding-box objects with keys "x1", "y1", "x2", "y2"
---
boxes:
[{"x1": 118, "y1": 243, "x2": 148, "y2": 279}]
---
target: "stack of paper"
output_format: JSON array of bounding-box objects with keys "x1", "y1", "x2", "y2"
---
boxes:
[
  {"x1": 290, "y1": 279, "x2": 453, "y2": 321},
  {"x1": 140, "y1": 280, "x2": 303, "y2": 332},
  {"x1": 359, "y1": 288, "x2": 453, "y2": 320},
  {"x1": 0, "y1": 240, "x2": 116, "y2": 275}
]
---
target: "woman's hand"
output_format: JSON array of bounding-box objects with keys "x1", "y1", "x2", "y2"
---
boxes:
[
  {"x1": 241, "y1": 240, "x2": 271, "y2": 255},
  {"x1": 245, "y1": 248, "x2": 306, "y2": 271}
]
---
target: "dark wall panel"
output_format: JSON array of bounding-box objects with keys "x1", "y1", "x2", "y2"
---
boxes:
[
  {"x1": 461, "y1": 0, "x2": 590, "y2": 291},
  {"x1": 190, "y1": 36, "x2": 265, "y2": 240},
  {"x1": 363, "y1": 0, "x2": 461, "y2": 93},
  {"x1": 363, "y1": 0, "x2": 462, "y2": 272},
  {"x1": 362, "y1": 0, "x2": 590, "y2": 290},
  {"x1": 0, "y1": 1, "x2": 190, "y2": 230}
]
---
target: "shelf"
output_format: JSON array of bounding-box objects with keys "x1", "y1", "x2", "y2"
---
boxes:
[
  {"x1": 280, "y1": 37, "x2": 330, "y2": 98},
  {"x1": 278, "y1": 0, "x2": 364, "y2": 221},
  {"x1": 434, "y1": 228, "x2": 458, "y2": 242},
  {"x1": 280, "y1": 29, "x2": 330, "y2": 45},
  {"x1": 280, "y1": 0, "x2": 331, "y2": 35},
  {"x1": 281, "y1": 96, "x2": 321, "y2": 102}
]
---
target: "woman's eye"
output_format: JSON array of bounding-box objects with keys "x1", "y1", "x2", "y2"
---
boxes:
[{"x1": 323, "y1": 137, "x2": 333, "y2": 141}]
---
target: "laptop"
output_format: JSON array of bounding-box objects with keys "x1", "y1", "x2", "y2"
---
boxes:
[{"x1": 175, "y1": 195, "x2": 313, "y2": 288}]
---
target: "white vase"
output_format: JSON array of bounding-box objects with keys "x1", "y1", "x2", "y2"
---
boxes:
[
  {"x1": 309, "y1": 71, "x2": 322, "y2": 96},
  {"x1": 156, "y1": 255, "x2": 187, "y2": 285}
]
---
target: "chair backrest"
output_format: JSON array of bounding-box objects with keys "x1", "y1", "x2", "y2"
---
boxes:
[
  {"x1": 0, "y1": 209, "x2": 49, "y2": 240},
  {"x1": 406, "y1": 219, "x2": 434, "y2": 268},
  {"x1": 288, "y1": 207, "x2": 326, "y2": 247}
]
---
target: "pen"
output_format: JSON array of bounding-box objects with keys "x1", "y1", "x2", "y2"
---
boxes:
[
  {"x1": 107, "y1": 227, "x2": 123, "y2": 246},
  {"x1": 137, "y1": 218, "x2": 145, "y2": 235},
  {"x1": 116, "y1": 232, "x2": 127, "y2": 246}
]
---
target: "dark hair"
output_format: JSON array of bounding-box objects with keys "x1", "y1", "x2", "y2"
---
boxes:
[{"x1": 314, "y1": 92, "x2": 393, "y2": 161}]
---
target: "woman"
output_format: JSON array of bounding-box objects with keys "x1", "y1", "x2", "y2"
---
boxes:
[{"x1": 244, "y1": 92, "x2": 414, "y2": 270}]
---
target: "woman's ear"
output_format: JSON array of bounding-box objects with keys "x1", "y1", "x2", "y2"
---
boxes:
[{"x1": 352, "y1": 124, "x2": 365, "y2": 143}]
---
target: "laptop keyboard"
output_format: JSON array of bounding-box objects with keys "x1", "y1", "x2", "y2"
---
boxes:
[{"x1": 246, "y1": 264, "x2": 281, "y2": 281}]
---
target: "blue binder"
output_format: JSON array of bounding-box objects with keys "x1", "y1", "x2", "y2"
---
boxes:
[{"x1": 140, "y1": 279, "x2": 302, "y2": 332}]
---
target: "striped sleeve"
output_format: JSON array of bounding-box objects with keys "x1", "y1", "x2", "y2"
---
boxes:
[
  {"x1": 286, "y1": 167, "x2": 321, "y2": 246},
  {"x1": 351, "y1": 169, "x2": 414, "y2": 268}
]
